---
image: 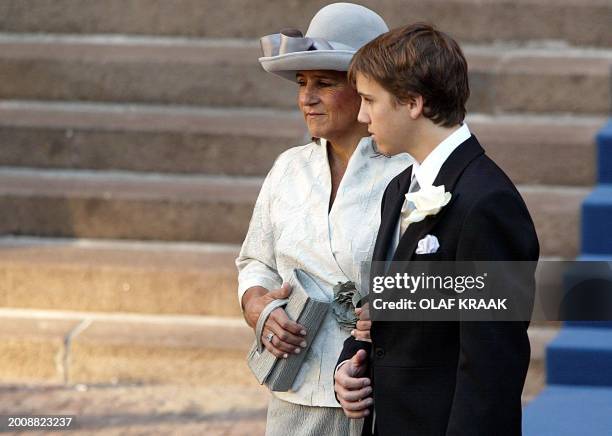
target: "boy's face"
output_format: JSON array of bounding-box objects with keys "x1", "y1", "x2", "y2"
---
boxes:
[{"x1": 355, "y1": 73, "x2": 416, "y2": 156}]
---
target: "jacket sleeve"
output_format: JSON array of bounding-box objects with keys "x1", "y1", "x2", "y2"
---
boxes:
[
  {"x1": 445, "y1": 190, "x2": 539, "y2": 436},
  {"x1": 235, "y1": 167, "x2": 283, "y2": 308},
  {"x1": 337, "y1": 335, "x2": 372, "y2": 369}
]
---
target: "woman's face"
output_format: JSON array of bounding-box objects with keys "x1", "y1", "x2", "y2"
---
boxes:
[{"x1": 296, "y1": 70, "x2": 362, "y2": 142}]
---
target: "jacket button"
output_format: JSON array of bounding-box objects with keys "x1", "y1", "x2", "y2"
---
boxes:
[{"x1": 375, "y1": 347, "x2": 385, "y2": 358}]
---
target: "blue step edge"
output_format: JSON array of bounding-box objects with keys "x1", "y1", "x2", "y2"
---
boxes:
[
  {"x1": 523, "y1": 384, "x2": 612, "y2": 436},
  {"x1": 596, "y1": 119, "x2": 612, "y2": 184},
  {"x1": 581, "y1": 184, "x2": 612, "y2": 255},
  {"x1": 577, "y1": 254, "x2": 612, "y2": 261},
  {"x1": 564, "y1": 321, "x2": 612, "y2": 328},
  {"x1": 546, "y1": 327, "x2": 612, "y2": 386}
]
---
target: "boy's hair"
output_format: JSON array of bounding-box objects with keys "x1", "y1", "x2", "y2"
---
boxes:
[{"x1": 349, "y1": 23, "x2": 469, "y2": 127}]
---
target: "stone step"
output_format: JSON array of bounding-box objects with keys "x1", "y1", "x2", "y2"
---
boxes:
[
  {"x1": 0, "y1": 167, "x2": 259, "y2": 244},
  {"x1": 0, "y1": 236, "x2": 242, "y2": 317},
  {"x1": 0, "y1": 168, "x2": 587, "y2": 257},
  {"x1": 0, "y1": 237, "x2": 578, "y2": 319},
  {"x1": 0, "y1": 35, "x2": 610, "y2": 114},
  {"x1": 0, "y1": 0, "x2": 609, "y2": 47},
  {"x1": 0, "y1": 383, "x2": 269, "y2": 434},
  {"x1": 0, "y1": 309, "x2": 256, "y2": 386},
  {"x1": 0, "y1": 101, "x2": 305, "y2": 178},
  {"x1": 0, "y1": 369, "x2": 552, "y2": 433},
  {"x1": 0, "y1": 308, "x2": 556, "y2": 386},
  {"x1": 0, "y1": 101, "x2": 603, "y2": 186}
]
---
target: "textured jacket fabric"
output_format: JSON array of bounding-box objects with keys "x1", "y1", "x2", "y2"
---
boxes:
[{"x1": 237, "y1": 136, "x2": 412, "y2": 406}]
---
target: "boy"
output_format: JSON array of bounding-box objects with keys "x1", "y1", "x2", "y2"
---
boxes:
[{"x1": 334, "y1": 23, "x2": 539, "y2": 436}]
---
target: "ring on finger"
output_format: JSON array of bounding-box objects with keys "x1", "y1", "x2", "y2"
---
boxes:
[{"x1": 266, "y1": 332, "x2": 274, "y2": 342}]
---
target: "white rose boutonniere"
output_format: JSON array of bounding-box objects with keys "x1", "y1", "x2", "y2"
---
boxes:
[{"x1": 402, "y1": 184, "x2": 452, "y2": 225}]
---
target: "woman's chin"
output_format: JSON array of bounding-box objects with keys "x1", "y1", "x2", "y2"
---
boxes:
[{"x1": 306, "y1": 127, "x2": 329, "y2": 140}]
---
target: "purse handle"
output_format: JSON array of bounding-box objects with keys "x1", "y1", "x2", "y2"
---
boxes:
[{"x1": 255, "y1": 298, "x2": 289, "y2": 353}]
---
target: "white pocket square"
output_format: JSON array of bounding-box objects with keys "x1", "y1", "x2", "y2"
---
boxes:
[{"x1": 415, "y1": 234, "x2": 440, "y2": 254}]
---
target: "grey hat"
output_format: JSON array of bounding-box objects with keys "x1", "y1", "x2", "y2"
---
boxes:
[{"x1": 259, "y1": 2, "x2": 388, "y2": 82}]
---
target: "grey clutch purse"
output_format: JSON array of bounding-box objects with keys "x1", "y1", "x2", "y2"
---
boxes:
[{"x1": 246, "y1": 268, "x2": 330, "y2": 391}]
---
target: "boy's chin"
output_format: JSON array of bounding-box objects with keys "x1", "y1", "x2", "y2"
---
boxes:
[{"x1": 372, "y1": 139, "x2": 396, "y2": 157}]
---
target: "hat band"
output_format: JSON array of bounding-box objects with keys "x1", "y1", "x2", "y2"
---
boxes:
[{"x1": 260, "y1": 31, "x2": 351, "y2": 57}]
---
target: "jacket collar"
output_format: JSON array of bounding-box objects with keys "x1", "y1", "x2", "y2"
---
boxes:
[
  {"x1": 373, "y1": 134, "x2": 485, "y2": 263},
  {"x1": 394, "y1": 135, "x2": 484, "y2": 260}
]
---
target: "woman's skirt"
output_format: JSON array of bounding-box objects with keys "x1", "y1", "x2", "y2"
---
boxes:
[{"x1": 265, "y1": 395, "x2": 363, "y2": 436}]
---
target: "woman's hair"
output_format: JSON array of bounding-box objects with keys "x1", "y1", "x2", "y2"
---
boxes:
[{"x1": 348, "y1": 23, "x2": 470, "y2": 128}]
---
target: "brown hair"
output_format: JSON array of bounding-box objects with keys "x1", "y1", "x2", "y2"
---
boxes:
[{"x1": 349, "y1": 23, "x2": 469, "y2": 127}]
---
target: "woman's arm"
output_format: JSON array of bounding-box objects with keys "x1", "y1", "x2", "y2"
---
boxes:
[{"x1": 236, "y1": 165, "x2": 307, "y2": 358}]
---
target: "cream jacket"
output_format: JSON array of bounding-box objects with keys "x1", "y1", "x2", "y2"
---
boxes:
[{"x1": 236, "y1": 136, "x2": 412, "y2": 406}]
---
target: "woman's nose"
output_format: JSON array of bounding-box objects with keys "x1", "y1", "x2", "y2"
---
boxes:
[{"x1": 299, "y1": 87, "x2": 320, "y2": 107}]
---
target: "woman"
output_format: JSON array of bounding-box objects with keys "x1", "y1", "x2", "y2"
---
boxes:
[{"x1": 236, "y1": 3, "x2": 412, "y2": 435}]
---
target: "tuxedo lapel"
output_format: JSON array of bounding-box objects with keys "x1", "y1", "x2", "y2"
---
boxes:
[
  {"x1": 393, "y1": 193, "x2": 459, "y2": 261},
  {"x1": 372, "y1": 165, "x2": 413, "y2": 262},
  {"x1": 393, "y1": 135, "x2": 485, "y2": 261}
]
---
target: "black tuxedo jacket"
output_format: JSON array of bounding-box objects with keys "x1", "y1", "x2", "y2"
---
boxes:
[{"x1": 337, "y1": 135, "x2": 539, "y2": 436}]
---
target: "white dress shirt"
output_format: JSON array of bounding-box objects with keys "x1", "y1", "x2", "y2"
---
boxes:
[
  {"x1": 236, "y1": 136, "x2": 412, "y2": 406},
  {"x1": 388, "y1": 123, "x2": 471, "y2": 256}
]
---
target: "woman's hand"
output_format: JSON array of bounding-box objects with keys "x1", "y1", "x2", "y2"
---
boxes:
[
  {"x1": 242, "y1": 284, "x2": 308, "y2": 358},
  {"x1": 351, "y1": 304, "x2": 371, "y2": 342}
]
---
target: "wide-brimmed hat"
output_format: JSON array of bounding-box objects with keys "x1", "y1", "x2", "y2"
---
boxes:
[{"x1": 259, "y1": 2, "x2": 388, "y2": 82}]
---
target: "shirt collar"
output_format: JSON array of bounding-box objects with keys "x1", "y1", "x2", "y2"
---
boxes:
[{"x1": 412, "y1": 123, "x2": 471, "y2": 188}]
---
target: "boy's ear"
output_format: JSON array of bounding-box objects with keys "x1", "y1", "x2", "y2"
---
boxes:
[{"x1": 405, "y1": 94, "x2": 424, "y2": 120}]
